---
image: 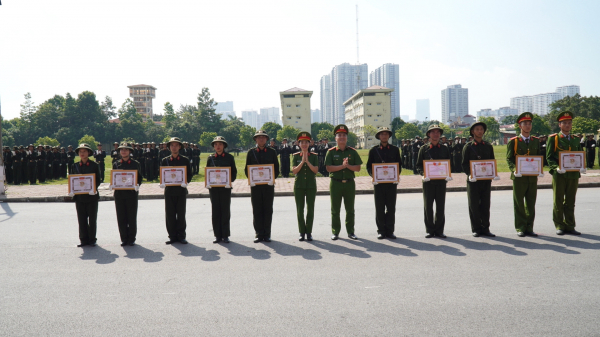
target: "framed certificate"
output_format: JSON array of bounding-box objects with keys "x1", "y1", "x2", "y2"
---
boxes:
[
  {"x1": 515, "y1": 156, "x2": 544, "y2": 176},
  {"x1": 68, "y1": 174, "x2": 96, "y2": 195},
  {"x1": 247, "y1": 164, "x2": 275, "y2": 186},
  {"x1": 559, "y1": 151, "x2": 585, "y2": 172},
  {"x1": 160, "y1": 166, "x2": 187, "y2": 186},
  {"x1": 205, "y1": 167, "x2": 231, "y2": 188},
  {"x1": 372, "y1": 163, "x2": 399, "y2": 183},
  {"x1": 423, "y1": 160, "x2": 451, "y2": 180},
  {"x1": 470, "y1": 160, "x2": 497, "y2": 180},
  {"x1": 110, "y1": 170, "x2": 138, "y2": 190}
]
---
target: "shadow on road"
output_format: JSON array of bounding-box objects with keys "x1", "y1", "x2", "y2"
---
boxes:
[
  {"x1": 171, "y1": 243, "x2": 220, "y2": 261},
  {"x1": 393, "y1": 237, "x2": 467, "y2": 256},
  {"x1": 536, "y1": 235, "x2": 600, "y2": 251},
  {"x1": 79, "y1": 245, "x2": 119, "y2": 264},
  {"x1": 223, "y1": 241, "x2": 271, "y2": 260},
  {"x1": 345, "y1": 238, "x2": 418, "y2": 257},
  {"x1": 266, "y1": 241, "x2": 322, "y2": 260},
  {"x1": 445, "y1": 237, "x2": 527, "y2": 256},
  {"x1": 0, "y1": 202, "x2": 17, "y2": 223},
  {"x1": 123, "y1": 244, "x2": 165, "y2": 262},
  {"x1": 307, "y1": 239, "x2": 371, "y2": 259},
  {"x1": 488, "y1": 236, "x2": 580, "y2": 255}
]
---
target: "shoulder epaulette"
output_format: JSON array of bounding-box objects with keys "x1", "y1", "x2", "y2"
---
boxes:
[
  {"x1": 532, "y1": 136, "x2": 539, "y2": 139},
  {"x1": 293, "y1": 152, "x2": 300, "y2": 155},
  {"x1": 347, "y1": 146, "x2": 356, "y2": 150},
  {"x1": 310, "y1": 152, "x2": 317, "y2": 155},
  {"x1": 328, "y1": 147, "x2": 336, "y2": 151},
  {"x1": 509, "y1": 136, "x2": 517, "y2": 140},
  {"x1": 549, "y1": 133, "x2": 557, "y2": 137}
]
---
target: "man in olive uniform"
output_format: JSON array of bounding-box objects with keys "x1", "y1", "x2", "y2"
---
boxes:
[
  {"x1": 507, "y1": 112, "x2": 541, "y2": 237},
  {"x1": 112, "y1": 143, "x2": 143, "y2": 246},
  {"x1": 325, "y1": 124, "x2": 363, "y2": 240},
  {"x1": 72, "y1": 143, "x2": 102, "y2": 247},
  {"x1": 585, "y1": 134, "x2": 595, "y2": 169},
  {"x1": 93, "y1": 143, "x2": 107, "y2": 183},
  {"x1": 67, "y1": 145, "x2": 76, "y2": 175},
  {"x1": 546, "y1": 111, "x2": 583, "y2": 235},
  {"x1": 462, "y1": 122, "x2": 498, "y2": 237},
  {"x1": 245, "y1": 130, "x2": 280, "y2": 242},
  {"x1": 279, "y1": 138, "x2": 292, "y2": 178},
  {"x1": 416, "y1": 125, "x2": 452, "y2": 238},
  {"x1": 366, "y1": 127, "x2": 401, "y2": 239}
]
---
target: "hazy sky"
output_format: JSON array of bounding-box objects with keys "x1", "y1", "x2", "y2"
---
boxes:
[{"x1": 1, "y1": 0, "x2": 599, "y2": 122}]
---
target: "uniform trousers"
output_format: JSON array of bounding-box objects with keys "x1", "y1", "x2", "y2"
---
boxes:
[
  {"x1": 97, "y1": 162, "x2": 105, "y2": 182},
  {"x1": 250, "y1": 185, "x2": 274, "y2": 238},
  {"x1": 587, "y1": 150, "x2": 595, "y2": 168},
  {"x1": 467, "y1": 180, "x2": 492, "y2": 234},
  {"x1": 423, "y1": 182, "x2": 446, "y2": 235},
  {"x1": 115, "y1": 197, "x2": 138, "y2": 243},
  {"x1": 76, "y1": 200, "x2": 98, "y2": 244},
  {"x1": 165, "y1": 195, "x2": 187, "y2": 240},
  {"x1": 552, "y1": 174, "x2": 578, "y2": 231},
  {"x1": 13, "y1": 163, "x2": 22, "y2": 184},
  {"x1": 294, "y1": 187, "x2": 316, "y2": 234},
  {"x1": 209, "y1": 188, "x2": 232, "y2": 238},
  {"x1": 330, "y1": 179, "x2": 356, "y2": 235},
  {"x1": 146, "y1": 159, "x2": 155, "y2": 181},
  {"x1": 27, "y1": 163, "x2": 37, "y2": 184},
  {"x1": 512, "y1": 178, "x2": 537, "y2": 232},
  {"x1": 280, "y1": 157, "x2": 290, "y2": 178},
  {"x1": 374, "y1": 183, "x2": 397, "y2": 235}
]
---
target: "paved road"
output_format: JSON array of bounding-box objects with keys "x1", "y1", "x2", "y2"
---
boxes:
[{"x1": 1, "y1": 189, "x2": 599, "y2": 336}]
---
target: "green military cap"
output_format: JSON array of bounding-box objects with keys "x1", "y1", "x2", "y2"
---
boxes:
[
  {"x1": 469, "y1": 121, "x2": 487, "y2": 136},
  {"x1": 166, "y1": 137, "x2": 183, "y2": 147},
  {"x1": 426, "y1": 124, "x2": 444, "y2": 136},
  {"x1": 211, "y1": 136, "x2": 228, "y2": 148},
  {"x1": 517, "y1": 112, "x2": 533, "y2": 124},
  {"x1": 375, "y1": 127, "x2": 392, "y2": 139},
  {"x1": 557, "y1": 111, "x2": 573, "y2": 122},
  {"x1": 118, "y1": 142, "x2": 133, "y2": 150},
  {"x1": 297, "y1": 132, "x2": 312, "y2": 142},
  {"x1": 333, "y1": 124, "x2": 349, "y2": 135},
  {"x1": 75, "y1": 143, "x2": 93, "y2": 156},
  {"x1": 97, "y1": 143, "x2": 102, "y2": 146},
  {"x1": 253, "y1": 130, "x2": 269, "y2": 140}
]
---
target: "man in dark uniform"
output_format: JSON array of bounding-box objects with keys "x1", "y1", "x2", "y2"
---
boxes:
[
  {"x1": 269, "y1": 138, "x2": 278, "y2": 152},
  {"x1": 26, "y1": 145, "x2": 38, "y2": 184},
  {"x1": 52, "y1": 147, "x2": 61, "y2": 179},
  {"x1": 412, "y1": 136, "x2": 422, "y2": 174},
  {"x1": 192, "y1": 143, "x2": 201, "y2": 175},
  {"x1": 453, "y1": 136, "x2": 465, "y2": 173},
  {"x1": 36, "y1": 145, "x2": 46, "y2": 183},
  {"x1": 366, "y1": 127, "x2": 401, "y2": 239},
  {"x1": 206, "y1": 136, "x2": 237, "y2": 243},
  {"x1": 152, "y1": 142, "x2": 160, "y2": 179},
  {"x1": 416, "y1": 125, "x2": 452, "y2": 238},
  {"x1": 585, "y1": 134, "x2": 595, "y2": 168},
  {"x1": 12, "y1": 146, "x2": 22, "y2": 185},
  {"x1": 140, "y1": 143, "x2": 147, "y2": 178},
  {"x1": 462, "y1": 122, "x2": 498, "y2": 237},
  {"x1": 111, "y1": 143, "x2": 143, "y2": 246},
  {"x1": 111, "y1": 142, "x2": 119, "y2": 165},
  {"x1": 3, "y1": 146, "x2": 13, "y2": 184},
  {"x1": 93, "y1": 143, "x2": 107, "y2": 183},
  {"x1": 318, "y1": 138, "x2": 330, "y2": 177},
  {"x1": 71, "y1": 143, "x2": 102, "y2": 247},
  {"x1": 45, "y1": 145, "x2": 53, "y2": 181},
  {"x1": 67, "y1": 145, "x2": 76, "y2": 175},
  {"x1": 245, "y1": 130, "x2": 280, "y2": 243},
  {"x1": 145, "y1": 142, "x2": 155, "y2": 181},
  {"x1": 279, "y1": 138, "x2": 292, "y2": 178},
  {"x1": 159, "y1": 143, "x2": 171, "y2": 160},
  {"x1": 20, "y1": 146, "x2": 28, "y2": 184},
  {"x1": 161, "y1": 137, "x2": 193, "y2": 244},
  {"x1": 60, "y1": 147, "x2": 68, "y2": 178}
]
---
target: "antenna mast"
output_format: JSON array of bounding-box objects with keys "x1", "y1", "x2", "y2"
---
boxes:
[{"x1": 355, "y1": 5, "x2": 360, "y2": 89}]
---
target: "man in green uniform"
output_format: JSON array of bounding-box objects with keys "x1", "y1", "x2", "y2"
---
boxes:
[
  {"x1": 416, "y1": 125, "x2": 452, "y2": 238},
  {"x1": 546, "y1": 111, "x2": 583, "y2": 235},
  {"x1": 366, "y1": 127, "x2": 401, "y2": 239},
  {"x1": 325, "y1": 124, "x2": 363, "y2": 240},
  {"x1": 111, "y1": 143, "x2": 143, "y2": 246},
  {"x1": 462, "y1": 122, "x2": 499, "y2": 237},
  {"x1": 507, "y1": 112, "x2": 541, "y2": 237}
]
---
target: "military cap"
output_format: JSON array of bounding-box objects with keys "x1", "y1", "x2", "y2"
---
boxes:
[
  {"x1": 469, "y1": 121, "x2": 487, "y2": 136},
  {"x1": 375, "y1": 127, "x2": 393, "y2": 140},
  {"x1": 282, "y1": 138, "x2": 288, "y2": 142},
  {"x1": 166, "y1": 137, "x2": 184, "y2": 147},
  {"x1": 75, "y1": 143, "x2": 93, "y2": 156},
  {"x1": 97, "y1": 143, "x2": 103, "y2": 146},
  {"x1": 334, "y1": 124, "x2": 349, "y2": 135},
  {"x1": 118, "y1": 142, "x2": 133, "y2": 150},
  {"x1": 211, "y1": 136, "x2": 228, "y2": 148},
  {"x1": 28, "y1": 144, "x2": 34, "y2": 148},
  {"x1": 60, "y1": 147, "x2": 65, "y2": 150},
  {"x1": 297, "y1": 132, "x2": 312, "y2": 142},
  {"x1": 13, "y1": 146, "x2": 18, "y2": 149},
  {"x1": 557, "y1": 111, "x2": 573, "y2": 122},
  {"x1": 68, "y1": 145, "x2": 73, "y2": 148},
  {"x1": 426, "y1": 124, "x2": 444, "y2": 136},
  {"x1": 19, "y1": 145, "x2": 24, "y2": 149},
  {"x1": 455, "y1": 136, "x2": 460, "y2": 139},
  {"x1": 113, "y1": 142, "x2": 119, "y2": 145},
  {"x1": 516, "y1": 112, "x2": 534, "y2": 124},
  {"x1": 253, "y1": 130, "x2": 269, "y2": 140}
]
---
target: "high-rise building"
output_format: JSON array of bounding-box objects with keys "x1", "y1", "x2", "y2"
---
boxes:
[
  {"x1": 441, "y1": 84, "x2": 469, "y2": 124},
  {"x1": 510, "y1": 96, "x2": 533, "y2": 114},
  {"x1": 343, "y1": 86, "x2": 393, "y2": 148},
  {"x1": 311, "y1": 109, "x2": 321, "y2": 124},
  {"x1": 242, "y1": 110, "x2": 259, "y2": 129},
  {"x1": 532, "y1": 92, "x2": 562, "y2": 115},
  {"x1": 215, "y1": 101, "x2": 235, "y2": 119},
  {"x1": 510, "y1": 85, "x2": 580, "y2": 115},
  {"x1": 369, "y1": 63, "x2": 400, "y2": 119},
  {"x1": 258, "y1": 107, "x2": 281, "y2": 127},
  {"x1": 556, "y1": 85, "x2": 580, "y2": 98},
  {"x1": 320, "y1": 63, "x2": 368, "y2": 125},
  {"x1": 128, "y1": 84, "x2": 156, "y2": 121},
  {"x1": 476, "y1": 107, "x2": 519, "y2": 122},
  {"x1": 280, "y1": 87, "x2": 312, "y2": 132},
  {"x1": 415, "y1": 99, "x2": 430, "y2": 122}
]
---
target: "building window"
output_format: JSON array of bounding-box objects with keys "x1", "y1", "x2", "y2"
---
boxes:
[
  {"x1": 377, "y1": 114, "x2": 382, "y2": 117},
  {"x1": 296, "y1": 104, "x2": 300, "y2": 107},
  {"x1": 287, "y1": 116, "x2": 292, "y2": 119},
  {"x1": 296, "y1": 117, "x2": 301, "y2": 119},
  {"x1": 367, "y1": 103, "x2": 372, "y2": 105},
  {"x1": 377, "y1": 103, "x2": 381, "y2": 105},
  {"x1": 286, "y1": 104, "x2": 291, "y2": 108},
  {"x1": 368, "y1": 115, "x2": 372, "y2": 118}
]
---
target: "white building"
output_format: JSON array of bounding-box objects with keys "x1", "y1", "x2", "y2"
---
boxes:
[
  {"x1": 510, "y1": 85, "x2": 580, "y2": 115},
  {"x1": 476, "y1": 106, "x2": 519, "y2": 122},
  {"x1": 215, "y1": 101, "x2": 235, "y2": 119},
  {"x1": 441, "y1": 84, "x2": 468, "y2": 124},
  {"x1": 280, "y1": 87, "x2": 312, "y2": 132},
  {"x1": 556, "y1": 85, "x2": 580, "y2": 98},
  {"x1": 320, "y1": 74, "x2": 333, "y2": 124},
  {"x1": 320, "y1": 63, "x2": 369, "y2": 125},
  {"x1": 128, "y1": 84, "x2": 156, "y2": 121},
  {"x1": 242, "y1": 110, "x2": 259, "y2": 129},
  {"x1": 370, "y1": 63, "x2": 400, "y2": 119},
  {"x1": 311, "y1": 109, "x2": 321, "y2": 124},
  {"x1": 510, "y1": 96, "x2": 533, "y2": 114},
  {"x1": 416, "y1": 99, "x2": 430, "y2": 122},
  {"x1": 259, "y1": 107, "x2": 281, "y2": 127},
  {"x1": 400, "y1": 114, "x2": 409, "y2": 122},
  {"x1": 532, "y1": 92, "x2": 562, "y2": 115},
  {"x1": 343, "y1": 85, "x2": 393, "y2": 149}
]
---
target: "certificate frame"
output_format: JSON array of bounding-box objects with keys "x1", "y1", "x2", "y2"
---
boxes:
[
  {"x1": 247, "y1": 164, "x2": 275, "y2": 186},
  {"x1": 371, "y1": 163, "x2": 400, "y2": 183},
  {"x1": 110, "y1": 169, "x2": 138, "y2": 190},
  {"x1": 205, "y1": 167, "x2": 232, "y2": 188},
  {"x1": 68, "y1": 174, "x2": 96, "y2": 195},
  {"x1": 423, "y1": 160, "x2": 451, "y2": 180},
  {"x1": 470, "y1": 159, "x2": 497, "y2": 180},
  {"x1": 160, "y1": 166, "x2": 187, "y2": 186},
  {"x1": 559, "y1": 151, "x2": 585, "y2": 172},
  {"x1": 515, "y1": 155, "x2": 544, "y2": 176}
]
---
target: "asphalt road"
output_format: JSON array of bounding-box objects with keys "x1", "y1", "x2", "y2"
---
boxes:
[{"x1": 1, "y1": 188, "x2": 599, "y2": 336}]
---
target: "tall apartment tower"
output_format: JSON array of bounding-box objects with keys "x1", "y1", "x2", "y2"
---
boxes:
[
  {"x1": 510, "y1": 96, "x2": 533, "y2": 114},
  {"x1": 416, "y1": 99, "x2": 430, "y2": 122},
  {"x1": 242, "y1": 110, "x2": 259, "y2": 129},
  {"x1": 280, "y1": 87, "x2": 312, "y2": 132},
  {"x1": 369, "y1": 63, "x2": 400, "y2": 119},
  {"x1": 128, "y1": 84, "x2": 156, "y2": 121},
  {"x1": 556, "y1": 85, "x2": 580, "y2": 98},
  {"x1": 320, "y1": 63, "x2": 368, "y2": 125},
  {"x1": 441, "y1": 84, "x2": 468, "y2": 124}
]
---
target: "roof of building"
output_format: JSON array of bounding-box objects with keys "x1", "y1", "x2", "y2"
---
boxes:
[
  {"x1": 127, "y1": 84, "x2": 157, "y2": 89},
  {"x1": 343, "y1": 86, "x2": 394, "y2": 106},
  {"x1": 365, "y1": 85, "x2": 389, "y2": 90},
  {"x1": 108, "y1": 118, "x2": 120, "y2": 124},
  {"x1": 282, "y1": 87, "x2": 310, "y2": 92},
  {"x1": 463, "y1": 114, "x2": 475, "y2": 118}
]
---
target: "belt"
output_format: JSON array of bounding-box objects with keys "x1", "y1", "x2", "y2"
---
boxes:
[{"x1": 331, "y1": 178, "x2": 354, "y2": 183}]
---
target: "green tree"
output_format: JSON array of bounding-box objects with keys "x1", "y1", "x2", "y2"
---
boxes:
[
  {"x1": 196, "y1": 87, "x2": 223, "y2": 133},
  {"x1": 363, "y1": 125, "x2": 378, "y2": 143},
  {"x1": 277, "y1": 125, "x2": 301, "y2": 142},
  {"x1": 198, "y1": 132, "x2": 218, "y2": 150},
  {"x1": 347, "y1": 132, "x2": 358, "y2": 147},
  {"x1": 162, "y1": 102, "x2": 177, "y2": 129},
  {"x1": 395, "y1": 123, "x2": 423, "y2": 140},
  {"x1": 317, "y1": 129, "x2": 334, "y2": 142},
  {"x1": 238, "y1": 125, "x2": 256, "y2": 149},
  {"x1": 571, "y1": 117, "x2": 600, "y2": 135},
  {"x1": 477, "y1": 117, "x2": 500, "y2": 142},
  {"x1": 78, "y1": 135, "x2": 98, "y2": 150},
  {"x1": 501, "y1": 115, "x2": 518, "y2": 125},
  {"x1": 311, "y1": 122, "x2": 334, "y2": 139},
  {"x1": 260, "y1": 122, "x2": 282, "y2": 139},
  {"x1": 390, "y1": 117, "x2": 406, "y2": 144},
  {"x1": 100, "y1": 96, "x2": 117, "y2": 119},
  {"x1": 34, "y1": 136, "x2": 60, "y2": 147}
]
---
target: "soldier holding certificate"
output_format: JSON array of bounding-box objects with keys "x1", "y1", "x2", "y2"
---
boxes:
[
  {"x1": 292, "y1": 132, "x2": 319, "y2": 242},
  {"x1": 546, "y1": 111, "x2": 583, "y2": 236},
  {"x1": 461, "y1": 122, "x2": 497, "y2": 237},
  {"x1": 206, "y1": 136, "x2": 237, "y2": 244},
  {"x1": 366, "y1": 127, "x2": 401, "y2": 240},
  {"x1": 416, "y1": 125, "x2": 451, "y2": 238},
  {"x1": 112, "y1": 143, "x2": 143, "y2": 246},
  {"x1": 506, "y1": 112, "x2": 541, "y2": 237},
  {"x1": 245, "y1": 130, "x2": 280, "y2": 243},
  {"x1": 72, "y1": 144, "x2": 102, "y2": 247}
]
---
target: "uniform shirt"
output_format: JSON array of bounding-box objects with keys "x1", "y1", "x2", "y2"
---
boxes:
[
  {"x1": 366, "y1": 143, "x2": 402, "y2": 176},
  {"x1": 160, "y1": 154, "x2": 193, "y2": 196},
  {"x1": 416, "y1": 142, "x2": 451, "y2": 185},
  {"x1": 279, "y1": 145, "x2": 293, "y2": 158},
  {"x1": 71, "y1": 160, "x2": 101, "y2": 202},
  {"x1": 506, "y1": 135, "x2": 541, "y2": 180},
  {"x1": 245, "y1": 146, "x2": 280, "y2": 179},
  {"x1": 585, "y1": 139, "x2": 596, "y2": 149},
  {"x1": 546, "y1": 132, "x2": 582, "y2": 178},
  {"x1": 205, "y1": 152, "x2": 237, "y2": 184},
  {"x1": 112, "y1": 158, "x2": 143, "y2": 199},
  {"x1": 461, "y1": 140, "x2": 495, "y2": 176},
  {"x1": 325, "y1": 146, "x2": 363, "y2": 180},
  {"x1": 93, "y1": 150, "x2": 107, "y2": 162},
  {"x1": 292, "y1": 152, "x2": 318, "y2": 189},
  {"x1": 111, "y1": 149, "x2": 119, "y2": 162},
  {"x1": 67, "y1": 151, "x2": 76, "y2": 163}
]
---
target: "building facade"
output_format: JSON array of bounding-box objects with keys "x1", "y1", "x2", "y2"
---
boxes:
[
  {"x1": 259, "y1": 107, "x2": 281, "y2": 127},
  {"x1": 320, "y1": 63, "x2": 368, "y2": 125},
  {"x1": 311, "y1": 109, "x2": 321, "y2": 124},
  {"x1": 415, "y1": 99, "x2": 430, "y2": 122},
  {"x1": 320, "y1": 74, "x2": 333, "y2": 124},
  {"x1": 215, "y1": 101, "x2": 235, "y2": 119},
  {"x1": 242, "y1": 110, "x2": 259, "y2": 129},
  {"x1": 343, "y1": 85, "x2": 393, "y2": 149},
  {"x1": 369, "y1": 63, "x2": 400, "y2": 120},
  {"x1": 476, "y1": 106, "x2": 519, "y2": 121},
  {"x1": 532, "y1": 92, "x2": 562, "y2": 115},
  {"x1": 280, "y1": 87, "x2": 312, "y2": 132},
  {"x1": 510, "y1": 96, "x2": 533, "y2": 114},
  {"x1": 128, "y1": 84, "x2": 156, "y2": 121},
  {"x1": 556, "y1": 85, "x2": 580, "y2": 98},
  {"x1": 510, "y1": 85, "x2": 580, "y2": 115},
  {"x1": 441, "y1": 84, "x2": 468, "y2": 124}
]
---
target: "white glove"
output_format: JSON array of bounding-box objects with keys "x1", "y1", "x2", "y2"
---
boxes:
[
  {"x1": 580, "y1": 168, "x2": 587, "y2": 174},
  {"x1": 372, "y1": 181, "x2": 378, "y2": 185},
  {"x1": 134, "y1": 185, "x2": 139, "y2": 192},
  {"x1": 68, "y1": 192, "x2": 75, "y2": 197},
  {"x1": 556, "y1": 169, "x2": 566, "y2": 174},
  {"x1": 108, "y1": 185, "x2": 113, "y2": 191},
  {"x1": 539, "y1": 173, "x2": 544, "y2": 178},
  {"x1": 250, "y1": 183, "x2": 256, "y2": 187},
  {"x1": 422, "y1": 177, "x2": 430, "y2": 182},
  {"x1": 514, "y1": 173, "x2": 522, "y2": 178},
  {"x1": 224, "y1": 184, "x2": 231, "y2": 189},
  {"x1": 190, "y1": 160, "x2": 193, "y2": 164},
  {"x1": 267, "y1": 181, "x2": 273, "y2": 186},
  {"x1": 206, "y1": 185, "x2": 211, "y2": 189},
  {"x1": 494, "y1": 176, "x2": 500, "y2": 180},
  {"x1": 181, "y1": 183, "x2": 187, "y2": 188},
  {"x1": 469, "y1": 176, "x2": 477, "y2": 182},
  {"x1": 88, "y1": 190, "x2": 95, "y2": 195},
  {"x1": 542, "y1": 144, "x2": 546, "y2": 147},
  {"x1": 445, "y1": 176, "x2": 453, "y2": 182},
  {"x1": 592, "y1": 144, "x2": 596, "y2": 148},
  {"x1": 159, "y1": 184, "x2": 166, "y2": 188},
  {"x1": 48, "y1": 164, "x2": 51, "y2": 167}
]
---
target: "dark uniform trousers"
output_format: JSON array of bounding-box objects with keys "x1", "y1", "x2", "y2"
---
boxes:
[
  {"x1": 467, "y1": 180, "x2": 492, "y2": 234},
  {"x1": 76, "y1": 201, "x2": 98, "y2": 244},
  {"x1": 251, "y1": 185, "x2": 275, "y2": 239},
  {"x1": 97, "y1": 161, "x2": 105, "y2": 182},
  {"x1": 13, "y1": 159, "x2": 22, "y2": 185},
  {"x1": 165, "y1": 195, "x2": 187, "y2": 240},
  {"x1": 373, "y1": 184, "x2": 397, "y2": 235},
  {"x1": 209, "y1": 188, "x2": 232, "y2": 238},
  {"x1": 330, "y1": 179, "x2": 356, "y2": 235},
  {"x1": 115, "y1": 198, "x2": 138, "y2": 243},
  {"x1": 146, "y1": 158, "x2": 155, "y2": 181},
  {"x1": 28, "y1": 162, "x2": 37, "y2": 184},
  {"x1": 423, "y1": 182, "x2": 446, "y2": 235},
  {"x1": 280, "y1": 156, "x2": 290, "y2": 177},
  {"x1": 552, "y1": 174, "x2": 578, "y2": 230},
  {"x1": 513, "y1": 178, "x2": 537, "y2": 232}
]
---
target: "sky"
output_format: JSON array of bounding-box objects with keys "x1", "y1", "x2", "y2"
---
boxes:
[{"x1": 1, "y1": 0, "x2": 599, "y2": 122}]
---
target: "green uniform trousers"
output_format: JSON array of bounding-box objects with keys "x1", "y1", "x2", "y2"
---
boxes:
[
  {"x1": 294, "y1": 187, "x2": 316, "y2": 234},
  {"x1": 115, "y1": 197, "x2": 138, "y2": 243},
  {"x1": 76, "y1": 200, "x2": 98, "y2": 245},
  {"x1": 209, "y1": 187, "x2": 232, "y2": 238},
  {"x1": 423, "y1": 182, "x2": 446, "y2": 235},
  {"x1": 374, "y1": 184, "x2": 397, "y2": 235},
  {"x1": 330, "y1": 179, "x2": 356, "y2": 235},
  {"x1": 512, "y1": 178, "x2": 537, "y2": 233},
  {"x1": 552, "y1": 173, "x2": 578, "y2": 230},
  {"x1": 467, "y1": 180, "x2": 492, "y2": 234}
]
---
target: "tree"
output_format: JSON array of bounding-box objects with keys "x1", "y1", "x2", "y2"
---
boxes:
[
  {"x1": 571, "y1": 117, "x2": 600, "y2": 135},
  {"x1": 78, "y1": 135, "x2": 98, "y2": 150},
  {"x1": 277, "y1": 125, "x2": 301, "y2": 142},
  {"x1": 260, "y1": 122, "x2": 282, "y2": 139},
  {"x1": 198, "y1": 132, "x2": 218, "y2": 151},
  {"x1": 317, "y1": 129, "x2": 334, "y2": 142},
  {"x1": 195, "y1": 87, "x2": 223, "y2": 133},
  {"x1": 395, "y1": 123, "x2": 423, "y2": 140},
  {"x1": 162, "y1": 102, "x2": 178, "y2": 129},
  {"x1": 477, "y1": 117, "x2": 500, "y2": 142},
  {"x1": 34, "y1": 136, "x2": 60, "y2": 147},
  {"x1": 100, "y1": 96, "x2": 117, "y2": 119},
  {"x1": 549, "y1": 94, "x2": 600, "y2": 132},
  {"x1": 238, "y1": 125, "x2": 256, "y2": 149},
  {"x1": 347, "y1": 132, "x2": 358, "y2": 147},
  {"x1": 363, "y1": 125, "x2": 377, "y2": 141},
  {"x1": 390, "y1": 117, "x2": 406, "y2": 144},
  {"x1": 501, "y1": 115, "x2": 518, "y2": 125},
  {"x1": 311, "y1": 122, "x2": 334, "y2": 139}
]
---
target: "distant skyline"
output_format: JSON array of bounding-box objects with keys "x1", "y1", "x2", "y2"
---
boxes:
[{"x1": 1, "y1": 0, "x2": 599, "y2": 123}]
